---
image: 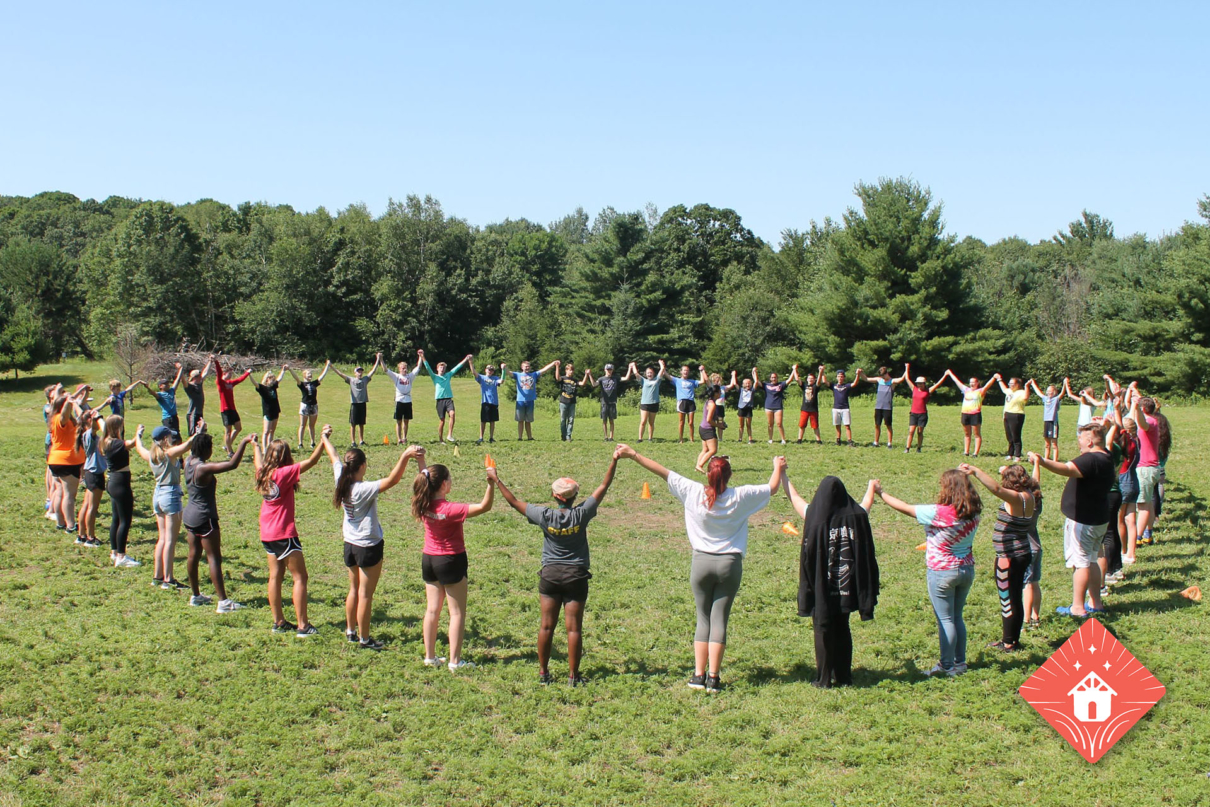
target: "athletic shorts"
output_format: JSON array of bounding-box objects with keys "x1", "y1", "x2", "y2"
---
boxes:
[
  {"x1": 538, "y1": 564, "x2": 591, "y2": 604},
  {"x1": 161, "y1": 416, "x2": 181, "y2": 433},
  {"x1": 1136, "y1": 465, "x2": 1161, "y2": 504},
  {"x1": 737, "y1": 406, "x2": 753, "y2": 419},
  {"x1": 153, "y1": 485, "x2": 183, "y2": 516},
  {"x1": 344, "y1": 541, "x2": 384, "y2": 569},
  {"x1": 263, "y1": 537, "x2": 303, "y2": 559},
  {"x1": 1119, "y1": 471, "x2": 1139, "y2": 503},
  {"x1": 639, "y1": 403, "x2": 660, "y2": 414},
  {"x1": 394, "y1": 401, "x2": 413, "y2": 421},
  {"x1": 832, "y1": 408, "x2": 851, "y2": 426},
  {"x1": 874, "y1": 409, "x2": 892, "y2": 428},
  {"x1": 961, "y1": 412, "x2": 982, "y2": 427},
  {"x1": 481, "y1": 403, "x2": 499, "y2": 423},
  {"x1": 184, "y1": 517, "x2": 219, "y2": 538},
  {"x1": 515, "y1": 402, "x2": 535, "y2": 422},
  {"x1": 909, "y1": 412, "x2": 929, "y2": 428},
  {"x1": 1023, "y1": 546, "x2": 1043, "y2": 585},
  {"x1": 349, "y1": 402, "x2": 367, "y2": 426},
  {"x1": 1063, "y1": 519, "x2": 1106, "y2": 569},
  {"x1": 436, "y1": 398, "x2": 455, "y2": 420},
  {"x1": 799, "y1": 411, "x2": 818, "y2": 430},
  {"x1": 83, "y1": 469, "x2": 106, "y2": 492},
  {"x1": 699, "y1": 424, "x2": 717, "y2": 441},
  {"x1": 1043, "y1": 420, "x2": 1059, "y2": 439},
  {"x1": 422, "y1": 552, "x2": 468, "y2": 585},
  {"x1": 48, "y1": 463, "x2": 82, "y2": 479},
  {"x1": 299, "y1": 403, "x2": 318, "y2": 417},
  {"x1": 677, "y1": 399, "x2": 696, "y2": 414},
  {"x1": 221, "y1": 410, "x2": 241, "y2": 428},
  {"x1": 600, "y1": 402, "x2": 617, "y2": 420}
]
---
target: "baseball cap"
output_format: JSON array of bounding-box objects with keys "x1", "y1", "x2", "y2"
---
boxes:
[
  {"x1": 604, "y1": 363, "x2": 614, "y2": 371},
  {"x1": 151, "y1": 426, "x2": 179, "y2": 442},
  {"x1": 552, "y1": 477, "x2": 580, "y2": 500}
]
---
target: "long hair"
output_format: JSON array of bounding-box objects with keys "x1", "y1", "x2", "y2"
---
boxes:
[
  {"x1": 334, "y1": 448, "x2": 367, "y2": 508},
  {"x1": 704, "y1": 457, "x2": 732, "y2": 509},
  {"x1": 938, "y1": 469, "x2": 982, "y2": 520},
  {"x1": 74, "y1": 410, "x2": 93, "y2": 452},
  {"x1": 412, "y1": 464, "x2": 450, "y2": 521},
  {"x1": 1139, "y1": 398, "x2": 1171, "y2": 460},
  {"x1": 255, "y1": 440, "x2": 297, "y2": 495},
  {"x1": 101, "y1": 415, "x2": 124, "y2": 454},
  {"x1": 999, "y1": 464, "x2": 1042, "y2": 504}
]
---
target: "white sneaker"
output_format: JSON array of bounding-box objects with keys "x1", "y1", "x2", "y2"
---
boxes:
[
  {"x1": 115, "y1": 556, "x2": 141, "y2": 568},
  {"x1": 448, "y1": 659, "x2": 476, "y2": 671},
  {"x1": 189, "y1": 594, "x2": 213, "y2": 607},
  {"x1": 950, "y1": 662, "x2": 968, "y2": 676},
  {"x1": 1122, "y1": 556, "x2": 1136, "y2": 565},
  {"x1": 216, "y1": 599, "x2": 245, "y2": 613},
  {"x1": 926, "y1": 663, "x2": 952, "y2": 678},
  {"x1": 780, "y1": 440, "x2": 787, "y2": 445},
  {"x1": 767, "y1": 439, "x2": 773, "y2": 444},
  {"x1": 423, "y1": 657, "x2": 448, "y2": 667}
]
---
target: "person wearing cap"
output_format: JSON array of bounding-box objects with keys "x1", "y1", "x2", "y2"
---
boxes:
[
  {"x1": 489, "y1": 453, "x2": 619, "y2": 686},
  {"x1": 586, "y1": 363, "x2": 634, "y2": 441},
  {"x1": 183, "y1": 357, "x2": 214, "y2": 437},
  {"x1": 134, "y1": 420, "x2": 202, "y2": 591},
  {"x1": 332, "y1": 354, "x2": 382, "y2": 446},
  {"x1": 469, "y1": 357, "x2": 506, "y2": 444},
  {"x1": 421, "y1": 350, "x2": 471, "y2": 443},
  {"x1": 509, "y1": 359, "x2": 560, "y2": 440},
  {"x1": 139, "y1": 362, "x2": 184, "y2": 434},
  {"x1": 903, "y1": 365, "x2": 947, "y2": 453}
]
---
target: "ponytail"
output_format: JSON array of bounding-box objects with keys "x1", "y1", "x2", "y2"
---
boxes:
[
  {"x1": 411, "y1": 463, "x2": 450, "y2": 521},
  {"x1": 74, "y1": 410, "x2": 92, "y2": 452},
  {"x1": 255, "y1": 440, "x2": 297, "y2": 495},
  {"x1": 703, "y1": 457, "x2": 732, "y2": 510},
  {"x1": 333, "y1": 448, "x2": 367, "y2": 509}
]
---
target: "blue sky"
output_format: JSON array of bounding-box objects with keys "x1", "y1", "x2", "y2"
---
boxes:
[{"x1": 3, "y1": 1, "x2": 1207, "y2": 244}]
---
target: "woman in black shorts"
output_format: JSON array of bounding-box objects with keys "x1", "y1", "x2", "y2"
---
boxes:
[
  {"x1": 255, "y1": 366, "x2": 286, "y2": 451},
  {"x1": 183, "y1": 428, "x2": 254, "y2": 612},
  {"x1": 489, "y1": 455, "x2": 618, "y2": 686},
  {"x1": 411, "y1": 463, "x2": 496, "y2": 670},
  {"x1": 695, "y1": 380, "x2": 725, "y2": 473}
]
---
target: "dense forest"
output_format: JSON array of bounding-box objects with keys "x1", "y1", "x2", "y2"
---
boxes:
[{"x1": 2, "y1": 178, "x2": 1209, "y2": 395}]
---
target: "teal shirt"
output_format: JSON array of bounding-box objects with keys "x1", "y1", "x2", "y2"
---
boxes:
[
  {"x1": 640, "y1": 377, "x2": 661, "y2": 405},
  {"x1": 424, "y1": 359, "x2": 467, "y2": 400}
]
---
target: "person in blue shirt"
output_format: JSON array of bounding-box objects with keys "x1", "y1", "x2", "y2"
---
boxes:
[
  {"x1": 632, "y1": 359, "x2": 669, "y2": 442},
  {"x1": 470, "y1": 358, "x2": 506, "y2": 445},
  {"x1": 510, "y1": 359, "x2": 560, "y2": 441},
  {"x1": 142, "y1": 363, "x2": 184, "y2": 433},
  {"x1": 853, "y1": 365, "x2": 908, "y2": 448},
  {"x1": 419, "y1": 349, "x2": 469, "y2": 444},
  {"x1": 671, "y1": 364, "x2": 707, "y2": 444},
  {"x1": 104, "y1": 378, "x2": 143, "y2": 418},
  {"x1": 1028, "y1": 379, "x2": 1062, "y2": 461}
]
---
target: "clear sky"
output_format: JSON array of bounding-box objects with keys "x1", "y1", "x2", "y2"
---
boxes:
[{"x1": 3, "y1": 1, "x2": 1207, "y2": 244}]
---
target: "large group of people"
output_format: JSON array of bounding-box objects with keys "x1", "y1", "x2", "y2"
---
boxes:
[{"x1": 37, "y1": 357, "x2": 1173, "y2": 690}]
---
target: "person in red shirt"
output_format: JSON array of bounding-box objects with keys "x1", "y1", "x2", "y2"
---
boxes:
[
  {"x1": 410, "y1": 462, "x2": 496, "y2": 670},
  {"x1": 253, "y1": 429, "x2": 327, "y2": 637},
  {"x1": 903, "y1": 366, "x2": 947, "y2": 453},
  {"x1": 215, "y1": 360, "x2": 253, "y2": 458}
]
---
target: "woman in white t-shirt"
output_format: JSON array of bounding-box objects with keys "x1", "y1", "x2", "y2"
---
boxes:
[
  {"x1": 322, "y1": 427, "x2": 425, "y2": 650},
  {"x1": 615, "y1": 444, "x2": 785, "y2": 693}
]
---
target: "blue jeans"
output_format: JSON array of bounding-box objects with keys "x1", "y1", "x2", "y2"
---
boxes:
[
  {"x1": 926, "y1": 565, "x2": 975, "y2": 669},
  {"x1": 559, "y1": 402, "x2": 576, "y2": 440}
]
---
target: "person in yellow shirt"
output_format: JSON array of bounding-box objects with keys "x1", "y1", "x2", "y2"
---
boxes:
[
  {"x1": 997, "y1": 376, "x2": 1032, "y2": 462},
  {"x1": 942, "y1": 371, "x2": 998, "y2": 457}
]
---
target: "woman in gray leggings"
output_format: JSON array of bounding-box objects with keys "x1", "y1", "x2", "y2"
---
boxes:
[{"x1": 614, "y1": 445, "x2": 785, "y2": 692}]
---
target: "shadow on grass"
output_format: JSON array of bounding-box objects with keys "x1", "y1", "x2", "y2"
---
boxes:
[{"x1": 0, "y1": 372, "x2": 87, "y2": 394}]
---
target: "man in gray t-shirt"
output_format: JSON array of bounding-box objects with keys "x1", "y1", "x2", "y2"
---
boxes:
[
  {"x1": 489, "y1": 455, "x2": 618, "y2": 685},
  {"x1": 332, "y1": 353, "x2": 381, "y2": 446},
  {"x1": 589, "y1": 363, "x2": 633, "y2": 441}
]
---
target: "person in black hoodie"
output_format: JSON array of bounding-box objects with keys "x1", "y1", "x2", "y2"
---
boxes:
[{"x1": 784, "y1": 474, "x2": 879, "y2": 688}]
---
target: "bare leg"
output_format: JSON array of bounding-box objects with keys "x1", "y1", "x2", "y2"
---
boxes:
[
  {"x1": 345, "y1": 567, "x2": 359, "y2": 633},
  {"x1": 694, "y1": 640, "x2": 709, "y2": 676},
  {"x1": 962, "y1": 425, "x2": 972, "y2": 454},
  {"x1": 766, "y1": 411, "x2": 775, "y2": 441},
  {"x1": 164, "y1": 512, "x2": 181, "y2": 582},
  {"x1": 201, "y1": 533, "x2": 227, "y2": 600},
  {"x1": 776, "y1": 411, "x2": 785, "y2": 442},
  {"x1": 424, "y1": 583, "x2": 446, "y2": 659},
  {"x1": 973, "y1": 425, "x2": 983, "y2": 456},
  {"x1": 565, "y1": 600, "x2": 585, "y2": 678},
  {"x1": 285, "y1": 552, "x2": 310, "y2": 627},
  {"x1": 538, "y1": 595, "x2": 560, "y2": 675},
  {"x1": 708, "y1": 641, "x2": 726, "y2": 676},
  {"x1": 267, "y1": 554, "x2": 286, "y2": 623},
  {"x1": 357, "y1": 563, "x2": 382, "y2": 640},
  {"x1": 445, "y1": 578, "x2": 469, "y2": 663},
  {"x1": 688, "y1": 411, "x2": 696, "y2": 442}
]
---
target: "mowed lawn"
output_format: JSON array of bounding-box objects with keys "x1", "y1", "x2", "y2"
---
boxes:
[{"x1": 0, "y1": 362, "x2": 1206, "y2": 807}]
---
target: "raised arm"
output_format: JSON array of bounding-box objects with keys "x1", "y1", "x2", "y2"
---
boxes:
[
  {"x1": 252, "y1": 440, "x2": 263, "y2": 472},
  {"x1": 579, "y1": 368, "x2": 592, "y2": 387},
  {"x1": 466, "y1": 475, "x2": 496, "y2": 518},
  {"x1": 782, "y1": 473, "x2": 810, "y2": 519},
  {"x1": 123, "y1": 380, "x2": 143, "y2": 395},
  {"x1": 486, "y1": 467, "x2": 528, "y2": 516},
  {"x1": 331, "y1": 365, "x2": 351, "y2": 382},
  {"x1": 896, "y1": 364, "x2": 910, "y2": 384},
  {"x1": 614, "y1": 443, "x2": 670, "y2": 480},
  {"x1": 320, "y1": 427, "x2": 340, "y2": 465},
  {"x1": 620, "y1": 362, "x2": 636, "y2": 382},
  {"x1": 286, "y1": 366, "x2": 303, "y2": 384},
  {"x1": 537, "y1": 360, "x2": 559, "y2": 375},
  {"x1": 657, "y1": 359, "x2": 669, "y2": 380},
  {"x1": 133, "y1": 425, "x2": 152, "y2": 462},
  {"x1": 751, "y1": 367, "x2": 763, "y2": 388},
  {"x1": 297, "y1": 439, "x2": 327, "y2": 474},
  {"x1": 1063, "y1": 378, "x2": 1081, "y2": 403},
  {"x1": 166, "y1": 424, "x2": 202, "y2": 459},
  {"x1": 232, "y1": 369, "x2": 252, "y2": 385},
  {"x1": 200, "y1": 357, "x2": 214, "y2": 381},
  {"x1": 996, "y1": 375, "x2": 1011, "y2": 395},
  {"x1": 200, "y1": 434, "x2": 254, "y2": 476},
  {"x1": 590, "y1": 455, "x2": 620, "y2": 504},
  {"x1": 725, "y1": 369, "x2": 738, "y2": 391},
  {"x1": 317, "y1": 360, "x2": 331, "y2": 382},
  {"x1": 859, "y1": 480, "x2": 877, "y2": 512},
  {"x1": 788, "y1": 364, "x2": 801, "y2": 384},
  {"x1": 958, "y1": 462, "x2": 1019, "y2": 506},
  {"x1": 366, "y1": 353, "x2": 382, "y2": 378},
  {"x1": 170, "y1": 363, "x2": 184, "y2": 390},
  {"x1": 1027, "y1": 451, "x2": 1082, "y2": 479},
  {"x1": 874, "y1": 481, "x2": 917, "y2": 518},
  {"x1": 767, "y1": 455, "x2": 786, "y2": 495},
  {"x1": 276, "y1": 364, "x2": 288, "y2": 383},
  {"x1": 378, "y1": 445, "x2": 421, "y2": 493},
  {"x1": 698, "y1": 364, "x2": 708, "y2": 385}
]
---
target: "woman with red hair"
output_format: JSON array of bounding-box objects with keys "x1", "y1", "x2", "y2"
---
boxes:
[{"x1": 614, "y1": 444, "x2": 785, "y2": 693}]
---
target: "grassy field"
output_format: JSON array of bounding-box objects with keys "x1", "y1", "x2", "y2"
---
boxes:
[{"x1": 0, "y1": 361, "x2": 1206, "y2": 806}]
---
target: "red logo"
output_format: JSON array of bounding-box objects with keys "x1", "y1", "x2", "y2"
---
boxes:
[{"x1": 1019, "y1": 618, "x2": 1165, "y2": 762}]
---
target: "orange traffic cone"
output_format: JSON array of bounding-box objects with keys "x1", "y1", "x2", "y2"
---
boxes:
[
  {"x1": 641, "y1": 481, "x2": 652, "y2": 499},
  {"x1": 915, "y1": 542, "x2": 927, "y2": 551},
  {"x1": 383, "y1": 434, "x2": 390, "y2": 445},
  {"x1": 1180, "y1": 586, "x2": 1202, "y2": 602},
  {"x1": 781, "y1": 522, "x2": 800, "y2": 536},
  {"x1": 485, "y1": 454, "x2": 496, "y2": 469}
]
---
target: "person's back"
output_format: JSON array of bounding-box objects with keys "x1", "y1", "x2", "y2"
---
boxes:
[
  {"x1": 527, "y1": 497, "x2": 597, "y2": 568},
  {"x1": 666, "y1": 471, "x2": 771, "y2": 554}
]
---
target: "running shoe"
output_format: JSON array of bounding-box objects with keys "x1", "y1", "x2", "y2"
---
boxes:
[
  {"x1": 423, "y1": 656, "x2": 448, "y2": 667},
  {"x1": 780, "y1": 439, "x2": 787, "y2": 445},
  {"x1": 346, "y1": 629, "x2": 359, "y2": 644},
  {"x1": 916, "y1": 446, "x2": 922, "y2": 453},
  {"x1": 705, "y1": 675, "x2": 723, "y2": 693},
  {"x1": 475, "y1": 439, "x2": 483, "y2": 445},
  {"x1": 151, "y1": 577, "x2": 164, "y2": 588},
  {"x1": 926, "y1": 663, "x2": 952, "y2": 677},
  {"x1": 74, "y1": 535, "x2": 87, "y2": 545},
  {"x1": 162, "y1": 579, "x2": 187, "y2": 591},
  {"x1": 687, "y1": 673, "x2": 707, "y2": 690},
  {"x1": 1122, "y1": 556, "x2": 1136, "y2": 565},
  {"x1": 216, "y1": 599, "x2": 244, "y2": 614},
  {"x1": 489, "y1": 438, "x2": 495, "y2": 443},
  {"x1": 569, "y1": 675, "x2": 588, "y2": 687},
  {"x1": 795, "y1": 439, "x2": 803, "y2": 444},
  {"x1": 189, "y1": 594, "x2": 213, "y2": 607},
  {"x1": 272, "y1": 620, "x2": 297, "y2": 633},
  {"x1": 359, "y1": 637, "x2": 385, "y2": 651},
  {"x1": 296, "y1": 624, "x2": 319, "y2": 638},
  {"x1": 1100, "y1": 586, "x2": 1110, "y2": 598},
  {"x1": 85, "y1": 538, "x2": 102, "y2": 548},
  {"x1": 115, "y1": 556, "x2": 141, "y2": 568},
  {"x1": 950, "y1": 662, "x2": 969, "y2": 676},
  {"x1": 872, "y1": 442, "x2": 880, "y2": 447},
  {"x1": 767, "y1": 439, "x2": 773, "y2": 444},
  {"x1": 538, "y1": 672, "x2": 553, "y2": 686},
  {"x1": 847, "y1": 440, "x2": 856, "y2": 447},
  {"x1": 448, "y1": 659, "x2": 476, "y2": 671}
]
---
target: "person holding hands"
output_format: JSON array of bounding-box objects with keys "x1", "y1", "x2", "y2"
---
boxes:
[{"x1": 331, "y1": 353, "x2": 382, "y2": 447}]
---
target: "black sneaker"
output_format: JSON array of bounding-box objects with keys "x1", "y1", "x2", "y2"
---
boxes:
[
  {"x1": 795, "y1": 439, "x2": 803, "y2": 444},
  {"x1": 74, "y1": 535, "x2": 87, "y2": 545},
  {"x1": 687, "y1": 673, "x2": 707, "y2": 690},
  {"x1": 835, "y1": 439, "x2": 842, "y2": 446},
  {"x1": 848, "y1": 440, "x2": 856, "y2": 447},
  {"x1": 164, "y1": 578, "x2": 187, "y2": 591},
  {"x1": 359, "y1": 637, "x2": 384, "y2": 651},
  {"x1": 705, "y1": 674, "x2": 723, "y2": 693},
  {"x1": 475, "y1": 439, "x2": 483, "y2": 445},
  {"x1": 538, "y1": 672, "x2": 553, "y2": 686},
  {"x1": 916, "y1": 446, "x2": 922, "y2": 453},
  {"x1": 272, "y1": 620, "x2": 297, "y2": 633},
  {"x1": 489, "y1": 438, "x2": 495, "y2": 443},
  {"x1": 346, "y1": 629, "x2": 358, "y2": 644},
  {"x1": 296, "y1": 624, "x2": 319, "y2": 638},
  {"x1": 569, "y1": 675, "x2": 587, "y2": 687}
]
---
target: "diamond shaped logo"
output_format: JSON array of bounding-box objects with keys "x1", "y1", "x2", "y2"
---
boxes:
[{"x1": 1019, "y1": 618, "x2": 1165, "y2": 763}]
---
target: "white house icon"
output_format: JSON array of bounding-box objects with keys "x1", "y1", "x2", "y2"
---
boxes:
[{"x1": 1067, "y1": 671, "x2": 1117, "y2": 723}]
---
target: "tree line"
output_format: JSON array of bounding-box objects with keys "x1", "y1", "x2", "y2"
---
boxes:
[{"x1": 2, "y1": 178, "x2": 1209, "y2": 396}]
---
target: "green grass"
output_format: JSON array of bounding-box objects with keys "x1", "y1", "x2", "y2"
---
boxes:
[{"x1": 0, "y1": 361, "x2": 1206, "y2": 806}]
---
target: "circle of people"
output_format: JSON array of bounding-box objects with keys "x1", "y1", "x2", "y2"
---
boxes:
[{"x1": 39, "y1": 354, "x2": 1171, "y2": 690}]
